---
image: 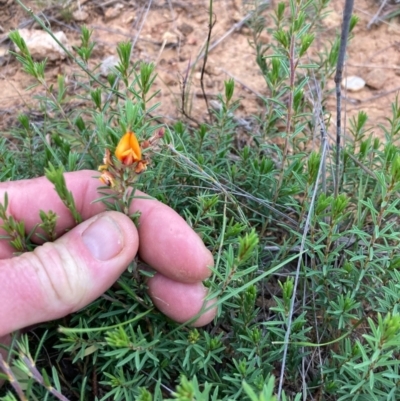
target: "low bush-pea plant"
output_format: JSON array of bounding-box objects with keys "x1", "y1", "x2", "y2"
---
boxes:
[{"x1": 2, "y1": 0, "x2": 400, "y2": 400}]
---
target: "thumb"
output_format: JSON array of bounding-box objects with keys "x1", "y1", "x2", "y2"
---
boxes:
[{"x1": 0, "y1": 212, "x2": 138, "y2": 337}]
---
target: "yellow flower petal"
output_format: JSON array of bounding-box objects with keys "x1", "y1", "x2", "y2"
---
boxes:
[{"x1": 115, "y1": 131, "x2": 142, "y2": 166}]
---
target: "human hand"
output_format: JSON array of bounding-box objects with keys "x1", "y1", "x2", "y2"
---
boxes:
[{"x1": 0, "y1": 170, "x2": 216, "y2": 353}]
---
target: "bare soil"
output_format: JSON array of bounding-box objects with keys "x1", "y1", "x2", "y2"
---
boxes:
[{"x1": 0, "y1": 0, "x2": 399, "y2": 140}]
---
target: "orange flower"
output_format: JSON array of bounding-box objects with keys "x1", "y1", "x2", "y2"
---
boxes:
[{"x1": 115, "y1": 131, "x2": 142, "y2": 166}]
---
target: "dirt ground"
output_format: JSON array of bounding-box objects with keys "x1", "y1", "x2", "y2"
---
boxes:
[{"x1": 0, "y1": 0, "x2": 399, "y2": 141}]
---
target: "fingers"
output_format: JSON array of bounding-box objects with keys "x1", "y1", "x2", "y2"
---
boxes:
[
  {"x1": 0, "y1": 171, "x2": 216, "y2": 331},
  {"x1": 0, "y1": 212, "x2": 138, "y2": 337},
  {"x1": 0, "y1": 170, "x2": 213, "y2": 283},
  {"x1": 136, "y1": 201, "x2": 214, "y2": 283},
  {"x1": 147, "y1": 273, "x2": 217, "y2": 327}
]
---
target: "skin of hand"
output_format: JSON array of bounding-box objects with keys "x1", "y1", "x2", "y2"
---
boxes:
[{"x1": 0, "y1": 170, "x2": 217, "y2": 372}]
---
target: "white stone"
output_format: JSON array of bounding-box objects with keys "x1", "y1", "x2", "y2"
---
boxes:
[
  {"x1": 100, "y1": 55, "x2": 119, "y2": 77},
  {"x1": 0, "y1": 45, "x2": 7, "y2": 57},
  {"x1": 162, "y1": 31, "x2": 180, "y2": 45},
  {"x1": 104, "y1": 4, "x2": 123, "y2": 21},
  {"x1": 341, "y1": 76, "x2": 366, "y2": 92},
  {"x1": 17, "y1": 29, "x2": 71, "y2": 61},
  {"x1": 72, "y1": 9, "x2": 89, "y2": 22}
]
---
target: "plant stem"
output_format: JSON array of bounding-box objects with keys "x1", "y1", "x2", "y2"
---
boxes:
[{"x1": 334, "y1": 0, "x2": 355, "y2": 198}]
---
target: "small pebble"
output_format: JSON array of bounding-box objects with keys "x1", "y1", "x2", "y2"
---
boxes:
[
  {"x1": 100, "y1": 55, "x2": 119, "y2": 77},
  {"x1": 178, "y1": 23, "x2": 194, "y2": 35},
  {"x1": 72, "y1": 9, "x2": 89, "y2": 22},
  {"x1": 16, "y1": 29, "x2": 71, "y2": 60},
  {"x1": 0, "y1": 45, "x2": 8, "y2": 66},
  {"x1": 104, "y1": 4, "x2": 123, "y2": 21},
  {"x1": 341, "y1": 76, "x2": 366, "y2": 92},
  {"x1": 162, "y1": 31, "x2": 180, "y2": 45},
  {"x1": 365, "y1": 69, "x2": 387, "y2": 90}
]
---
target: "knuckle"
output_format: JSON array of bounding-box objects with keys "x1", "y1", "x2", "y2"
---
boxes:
[{"x1": 30, "y1": 242, "x2": 87, "y2": 313}]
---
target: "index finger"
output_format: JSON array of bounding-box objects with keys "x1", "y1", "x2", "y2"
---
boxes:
[{"x1": 0, "y1": 170, "x2": 213, "y2": 283}]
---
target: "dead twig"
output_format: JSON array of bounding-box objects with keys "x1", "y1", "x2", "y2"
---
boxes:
[
  {"x1": 367, "y1": 0, "x2": 389, "y2": 29},
  {"x1": 343, "y1": 85, "x2": 400, "y2": 107},
  {"x1": 334, "y1": 0, "x2": 354, "y2": 198},
  {"x1": 200, "y1": 0, "x2": 217, "y2": 121},
  {"x1": 181, "y1": 58, "x2": 201, "y2": 126},
  {"x1": 189, "y1": 0, "x2": 270, "y2": 69},
  {"x1": 347, "y1": 63, "x2": 400, "y2": 70}
]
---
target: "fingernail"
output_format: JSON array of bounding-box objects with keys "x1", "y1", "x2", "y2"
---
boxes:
[{"x1": 82, "y1": 216, "x2": 124, "y2": 261}]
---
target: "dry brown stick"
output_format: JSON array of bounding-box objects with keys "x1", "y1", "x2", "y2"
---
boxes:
[
  {"x1": 347, "y1": 63, "x2": 400, "y2": 70},
  {"x1": 334, "y1": 0, "x2": 354, "y2": 198},
  {"x1": 181, "y1": 58, "x2": 201, "y2": 126},
  {"x1": 345, "y1": 151, "x2": 378, "y2": 180},
  {"x1": 343, "y1": 85, "x2": 400, "y2": 107},
  {"x1": 200, "y1": 0, "x2": 216, "y2": 121},
  {"x1": 188, "y1": 0, "x2": 270, "y2": 70},
  {"x1": 355, "y1": 6, "x2": 400, "y2": 33},
  {"x1": 367, "y1": 0, "x2": 389, "y2": 29}
]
